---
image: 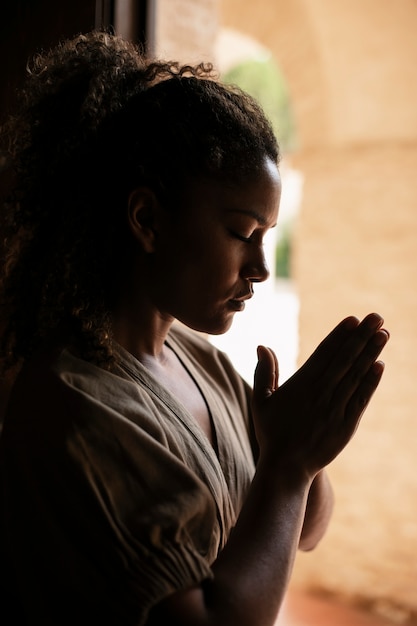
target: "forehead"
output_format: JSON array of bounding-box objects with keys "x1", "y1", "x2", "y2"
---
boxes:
[{"x1": 180, "y1": 157, "x2": 281, "y2": 219}]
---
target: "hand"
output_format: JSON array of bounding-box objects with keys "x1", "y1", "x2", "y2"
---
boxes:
[{"x1": 252, "y1": 313, "x2": 389, "y2": 478}]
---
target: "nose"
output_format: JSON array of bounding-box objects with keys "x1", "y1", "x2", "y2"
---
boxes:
[{"x1": 241, "y1": 247, "x2": 270, "y2": 283}]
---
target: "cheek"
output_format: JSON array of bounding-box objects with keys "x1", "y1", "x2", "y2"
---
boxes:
[
  {"x1": 174, "y1": 249, "x2": 236, "y2": 300},
  {"x1": 156, "y1": 220, "x2": 240, "y2": 291}
]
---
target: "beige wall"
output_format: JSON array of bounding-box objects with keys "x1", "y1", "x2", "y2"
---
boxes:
[
  {"x1": 156, "y1": 0, "x2": 417, "y2": 621},
  {"x1": 292, "y1": 143, "x2": 417, "y2": 622},
  {"x1": 220, "y1": 1, "x2": 417, "y2": 621},
  {"x1": 153, "y1": 0, "x2": 219, "y2": 63}
]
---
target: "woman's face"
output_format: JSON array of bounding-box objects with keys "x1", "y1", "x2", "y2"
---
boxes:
[{"x1": 149, "y1": 156, "x2": 282, "y2": 335}]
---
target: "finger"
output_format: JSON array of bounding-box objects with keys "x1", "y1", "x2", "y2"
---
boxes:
[
  {"x1": 301, "y1": 313, "x2": 385, "y2": 385},
  {"x1": 334, "y1": 328, "x2": 389, "y2": 406},
  {"x1": 298, "y1": 315, "x2": 361, "y2": 382},
  {"x1": 314, "y1": 313, "x2": 385, "y2": 390},
  {"x1": 253, "y1": 345, "x2": 277, "y2": 403},
  {"x1": 270, "y1": 347, "x2": 279, "y2": 391},
  {"x1": 344, "y1": 360, "x2": 386, "y2": 431},
  {"x1": 326, "y1": 314, "x2": 386, "y2": 386}
]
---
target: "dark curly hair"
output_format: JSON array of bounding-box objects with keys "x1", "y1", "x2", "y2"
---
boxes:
[{"x1": 0, "y1": 30, "x2": 280, "y2": 371}]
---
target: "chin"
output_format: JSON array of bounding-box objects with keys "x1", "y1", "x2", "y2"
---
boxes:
[{"x1": 182, "y1": 314, "x2": 235, "y2": 337}]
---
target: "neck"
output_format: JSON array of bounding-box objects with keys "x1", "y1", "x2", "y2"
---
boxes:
[{"x1": 111, "y1": 300, "x2": 175, "y2": 361}]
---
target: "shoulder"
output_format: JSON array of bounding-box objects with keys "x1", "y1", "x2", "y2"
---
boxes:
[
  {"x1": 7, "y1": 346, "x2": 124, "y2": 411},
  {"x1": 2, "y1": 345, "x2": 159, "y2": 447}
]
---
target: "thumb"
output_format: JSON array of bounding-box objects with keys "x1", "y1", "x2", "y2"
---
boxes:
[{"x1": 253, "y1": 345, "x2": 279, "y2": 404}]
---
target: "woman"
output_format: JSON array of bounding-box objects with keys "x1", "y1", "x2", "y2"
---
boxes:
[{"x1": 0, "y1": 31, "x2": 389, "y2": 626}]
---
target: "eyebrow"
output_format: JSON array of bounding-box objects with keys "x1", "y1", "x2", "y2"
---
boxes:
[{"x1": 226, "y1": 209, "x2": 276, "y2": 228}]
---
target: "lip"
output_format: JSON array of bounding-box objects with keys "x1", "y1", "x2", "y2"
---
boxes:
[
  {"x1": 233, "y1": 291, "x2": 253, "y2": 302},
  {"x1": 228, "y1": 299, "x2": 246, "y2": 312},
  {"x1": 228, "y1": 292, "x2": 253, "y2": 312}
]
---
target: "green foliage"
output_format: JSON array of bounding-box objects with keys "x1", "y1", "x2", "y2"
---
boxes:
[
  {"x1": 223, "y1": 58, "x2": 297, "y2": 153},
  {"x1": 275, "y1": 225, "x2": 292, "y2": 279}
]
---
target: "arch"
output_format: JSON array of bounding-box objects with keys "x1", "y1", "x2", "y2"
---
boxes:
[
  {"x1": 219, "y1": 0, "x2": 327, "y2": 149},
  {"x1": 221, "y1": 0, "x2": 417, "y2": 148}
]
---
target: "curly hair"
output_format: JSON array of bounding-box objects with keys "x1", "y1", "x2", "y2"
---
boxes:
[{"x1": 0, "y1": 30, "x2": 280, "y2": 371}]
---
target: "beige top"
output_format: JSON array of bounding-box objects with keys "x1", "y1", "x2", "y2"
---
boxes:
[{"x1": 0, "y1": 324, "x2": 256, "y2": 625}]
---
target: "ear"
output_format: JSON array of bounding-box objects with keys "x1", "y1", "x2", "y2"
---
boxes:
[{"x1": 127, "y1": 187, "x2": 162, "y2": 253}]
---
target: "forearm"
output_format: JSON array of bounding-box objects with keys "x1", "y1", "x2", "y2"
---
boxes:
[
  {"x1": 209, "y1": 459, "x2": 312, "y2": 624},
  {"x1": 299, "y1": 469, "x2": 334, "y2": 551},
  {"x1": 154, "y1": 458, "x2": 312, "y2": 626}
]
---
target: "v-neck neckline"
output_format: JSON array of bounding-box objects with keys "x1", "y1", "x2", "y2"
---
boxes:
[
  {"x1": 163, "y1": 339, "x2": 220, "y2": 457},
  {"x1": 113, "y1": 337, "x2": 221, "y2": 465}
]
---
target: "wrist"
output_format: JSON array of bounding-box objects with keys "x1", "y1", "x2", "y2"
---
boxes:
[{"x1": 255, "y1": 452, "x2": 314, "y2": 493}]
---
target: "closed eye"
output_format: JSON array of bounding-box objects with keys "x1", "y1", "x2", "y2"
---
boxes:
[{"x1": 228, "y1": 229, "x2": 253, "y2": 243}]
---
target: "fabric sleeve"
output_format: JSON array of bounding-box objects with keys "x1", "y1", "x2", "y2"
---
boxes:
[{"x1": 0, "y1": 360, "x2": 216, "y2": 626}]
